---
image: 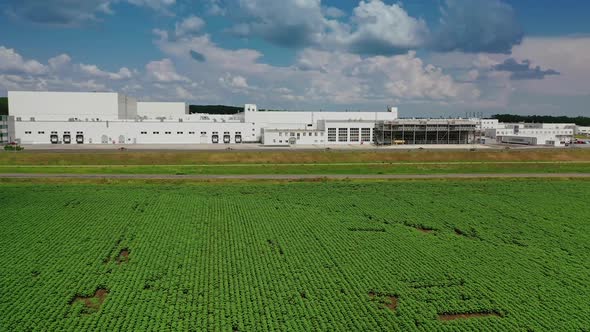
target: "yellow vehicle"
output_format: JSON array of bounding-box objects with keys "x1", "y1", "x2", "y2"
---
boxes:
[{"x1": 394, "y1": 140, "x2": 406, "y2": 145}]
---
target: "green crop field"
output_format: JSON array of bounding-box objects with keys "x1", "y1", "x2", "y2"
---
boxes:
[{"x1": 1, "y1": 180, "x2": 589, "y2": 331}]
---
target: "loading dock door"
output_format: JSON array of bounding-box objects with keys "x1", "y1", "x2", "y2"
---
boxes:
[
  {"x1": 76, "y1": 135, "x2": 84, "y2": 144},
  {"x1": 101, "y1": 135, "x2": 108, "y2": 144},
  {"x1": 50, "y1": 135, "x2": 58, "y2": 144},
  {"x1": 223, "y1": 135, "x2": 231, "y2": 144},
  {"x1": 63, "y1": 134, "x2": 71, "y2": 144},
  {"x1": 212, "y1": 135, "x2": 219, "y2": 143},
  {"x1": 235, "y1": 135, "x2": 242, "y2": 143}
]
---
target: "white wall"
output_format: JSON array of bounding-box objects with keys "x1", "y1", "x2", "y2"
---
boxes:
[
  {"x1": 137, "y1": 102, "x2": 187, "y2": 119},
  {"x1": 486, "y1": 125, "x2": 573, "y2": 146},
  {"x1": 8, "y1": 91, "x2": 125, "y2": 121},
  {"x1": 262, "y1": 121, "x2": 376, "y2": 146},
  {"x1": 13, "y1": 119, "x2": 256, "y2": 145}
]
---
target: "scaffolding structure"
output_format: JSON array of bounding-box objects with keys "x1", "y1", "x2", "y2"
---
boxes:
[{"x1": 374, "y1": 119, "x2": 476, "y2": 145}]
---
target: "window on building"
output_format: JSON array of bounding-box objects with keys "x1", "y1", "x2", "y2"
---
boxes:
[
  {"x1": 290, "y1": 132, "x2": 295, "y2": 137},
  {"x1": 273, "y1": 139, "x2": 276, "y2": 143},
  {"x1": 303, "y1": 132, "x2": 306, "y2": 136},
  {"x1": 200, "y1": 131, "x2": 206, "y2": 135},
  {"x1": 64, "y1": 131, "x2": 70, "y2": 134},
  {"x1": 153, "y1": 131, "x2": 159, "y2": 134},
  {"x1": 361, "y1": 128, "x2": 371, "y2": 142},
  {"x1": 51, "y1": 131, "x2": 57, "y2": 134},
  {"x1": 165, "y1": 131, "x2": 171, "y2": 134},
  {"x1": 189, "y1": 132, "x2": 195, "y2": 135},
  {"x1": 279, "y1": 132, "x2": 282, "y2": 136},
  {"x1": 338, "y1": 128, "x2": 348, "y2": 142},
  {"x1": 177, "y1": 132, "x2": 183, "y2": 134},
  {"x1": 25, "y1": 131, "x2": 32, "y2": 134},
  {"x1": 314, "y1": 132, "x2": 318, "y2": 137},
  {"x1": 38, "y1": 131, "x2": 45, "y2": 134},
  {"x1": 141, "y1": 131, "x2": 147, "y2": 134},
  {"x1": 328, "y1": 128, "x2": 337, "y2": 142},
  {"x1": 350, "y1": 128, "x2": 360, "y2": 142}
]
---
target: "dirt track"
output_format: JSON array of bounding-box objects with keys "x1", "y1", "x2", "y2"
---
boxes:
[{"x1": 1, "y1": 173, "x2": 589, "y2": 180}]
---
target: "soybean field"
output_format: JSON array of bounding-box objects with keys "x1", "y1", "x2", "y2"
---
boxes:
[{"x1": 1, "y1": 180, "x2": 589, "y2": 331}]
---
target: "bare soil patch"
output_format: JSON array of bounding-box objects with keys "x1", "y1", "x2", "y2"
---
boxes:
[
  {"x1": 369, "y1": 292, "x2": 398, "y2": 312},
  {"x1": 71, "y1": 288, "x2": 108, "y2": 313},
  {"x1": 116, "y1": 248, "x2": 129, "y2": 264},
  {"x1": 417, "y1": 227, "x2": 433, "y2": 233},
  {"x1": 438, "y1": 311, "x2": 500, "y2": 321}
]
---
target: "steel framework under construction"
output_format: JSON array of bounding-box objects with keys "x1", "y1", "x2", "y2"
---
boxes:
[{"x1": 374, "y1": 119, "x2": 476, "y2": 145}]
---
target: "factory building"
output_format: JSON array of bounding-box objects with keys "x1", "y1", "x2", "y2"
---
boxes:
[
  {"x1": 5, "y1": 91, "x2": 399, "y2": 146},
  {"x1": 484, "y1": 123, "x2": 574, "y2": 146},
  {"x1": 576, "y1": 126, "x2": 590, "y2": 136}
]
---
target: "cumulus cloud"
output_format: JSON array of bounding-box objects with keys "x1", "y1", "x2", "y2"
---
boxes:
[
  {"x1": 175, "y1": 16, "x2": 205, "y2": 38},
  {"x1": 3, "y1": 0, "x2": 176, "y2": 26},
  {"x1": 145, "y1": 58, "x2": 190, "y2": 82},
  {"x1": 323, "y1": 6, "x2": 345, "y2": 18},
  {"x1": 432, "y1": 0, "x2": 523, "y2": 53},
  {"x1": 493, "y1": 58, "x2": 559, "y2": 80},
  {"x1": 153, "y1": 28, "x2": 477, "y2": 106},
  {"x1": 230, "y1": 0, "x2": 326, "y2": 48},
  {"x1": 227, "y1": 0, "x2": 521, "y2": 56},
  {"x1": 219, "y1": 74, "x2": 249, "y2": 89},
  {"x1": 339, "y1": 0, "x2": 429, "y2": 55},
  {"x1": 0, "y1": 46, "x2": 47, "y2": 74},
  {"x1": 79, "y1": 64, "x2": 134, "y2": 80},
  {"x1": 229, "y1": 0, "x2": 428, "y2": 55}
]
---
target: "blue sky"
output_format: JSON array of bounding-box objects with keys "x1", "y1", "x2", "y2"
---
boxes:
[{"x1": 1, "y1": 0, "x2": 589, "y2": 116}]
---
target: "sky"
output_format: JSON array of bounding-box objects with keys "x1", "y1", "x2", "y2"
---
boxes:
[{"x1": 0, "y1": 0, "x2": 589, "y2": 117}]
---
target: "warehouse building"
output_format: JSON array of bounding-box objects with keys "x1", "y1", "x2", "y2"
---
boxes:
[
  {"x1": 6, "y1": 91, "x2": 400, "y2": 146},
  {"x1": 484, "y1": 123, "x2": 574, "y2": 146}
]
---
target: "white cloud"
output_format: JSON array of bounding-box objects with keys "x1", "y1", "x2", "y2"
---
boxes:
[
  {"x1": 219, "y1": 74, "x2": 249, "y2": 89},
  {"x1": 145, "y1": 58, "x2": 190, "y2": 82},
  {"x1": 336, "y1": 0, "x2": 429, "y2": 54},
  {"x1": 79, "y1": 64, "x2": 133, "y2": 80},
  {"x1": 323, "y1": 6, "x2": 345, "y2": 18},
  {"x1": 0, "y1": 46, "x2": 47, "y2": 75},
  {"x1": 175, "y1": 16, "x2": 205, "y2": 37},
  {"x1": 48, "y1": 54, "x2": 72, "y2": 71},
  {"x1": 5, "y1": 0, "x2": 176, "y2": 26},
  {"x1": 502, "y1": 37, "x2": 590, "y2": 96}
]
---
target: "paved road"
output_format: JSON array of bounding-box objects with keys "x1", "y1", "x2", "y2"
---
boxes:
[{"x1": 1, "y1": 173, "x2": 589, "y2": 180}]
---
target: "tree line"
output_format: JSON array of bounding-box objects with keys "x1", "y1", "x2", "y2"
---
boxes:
[
  {"x1": 0, "y1": 98, "x2": 7, "y2": 116},
  {"x1": 492, "y1": 114, "x2": 590, "y2": 126}
]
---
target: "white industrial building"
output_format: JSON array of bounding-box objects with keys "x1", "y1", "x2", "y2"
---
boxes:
[
  {"x1": 4, "y1": 90, "x2": 577, "y2": 147},
  {"x1": 576, "y1": 126, "x2": 590, "y2": 136},
  {"x1": 5, "y1": 91, "x2": 399, "y2": 146},
  {"x1": 484, "y1": 123, "x2": 574, "y2": 146},
  {"x1": 0, "y1": 115, "x2": 10, "y2": 144}
]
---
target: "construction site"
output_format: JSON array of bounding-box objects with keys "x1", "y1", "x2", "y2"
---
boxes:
[{"x1": 373, "y1": 119, "x2": 476, "y2": 145}]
